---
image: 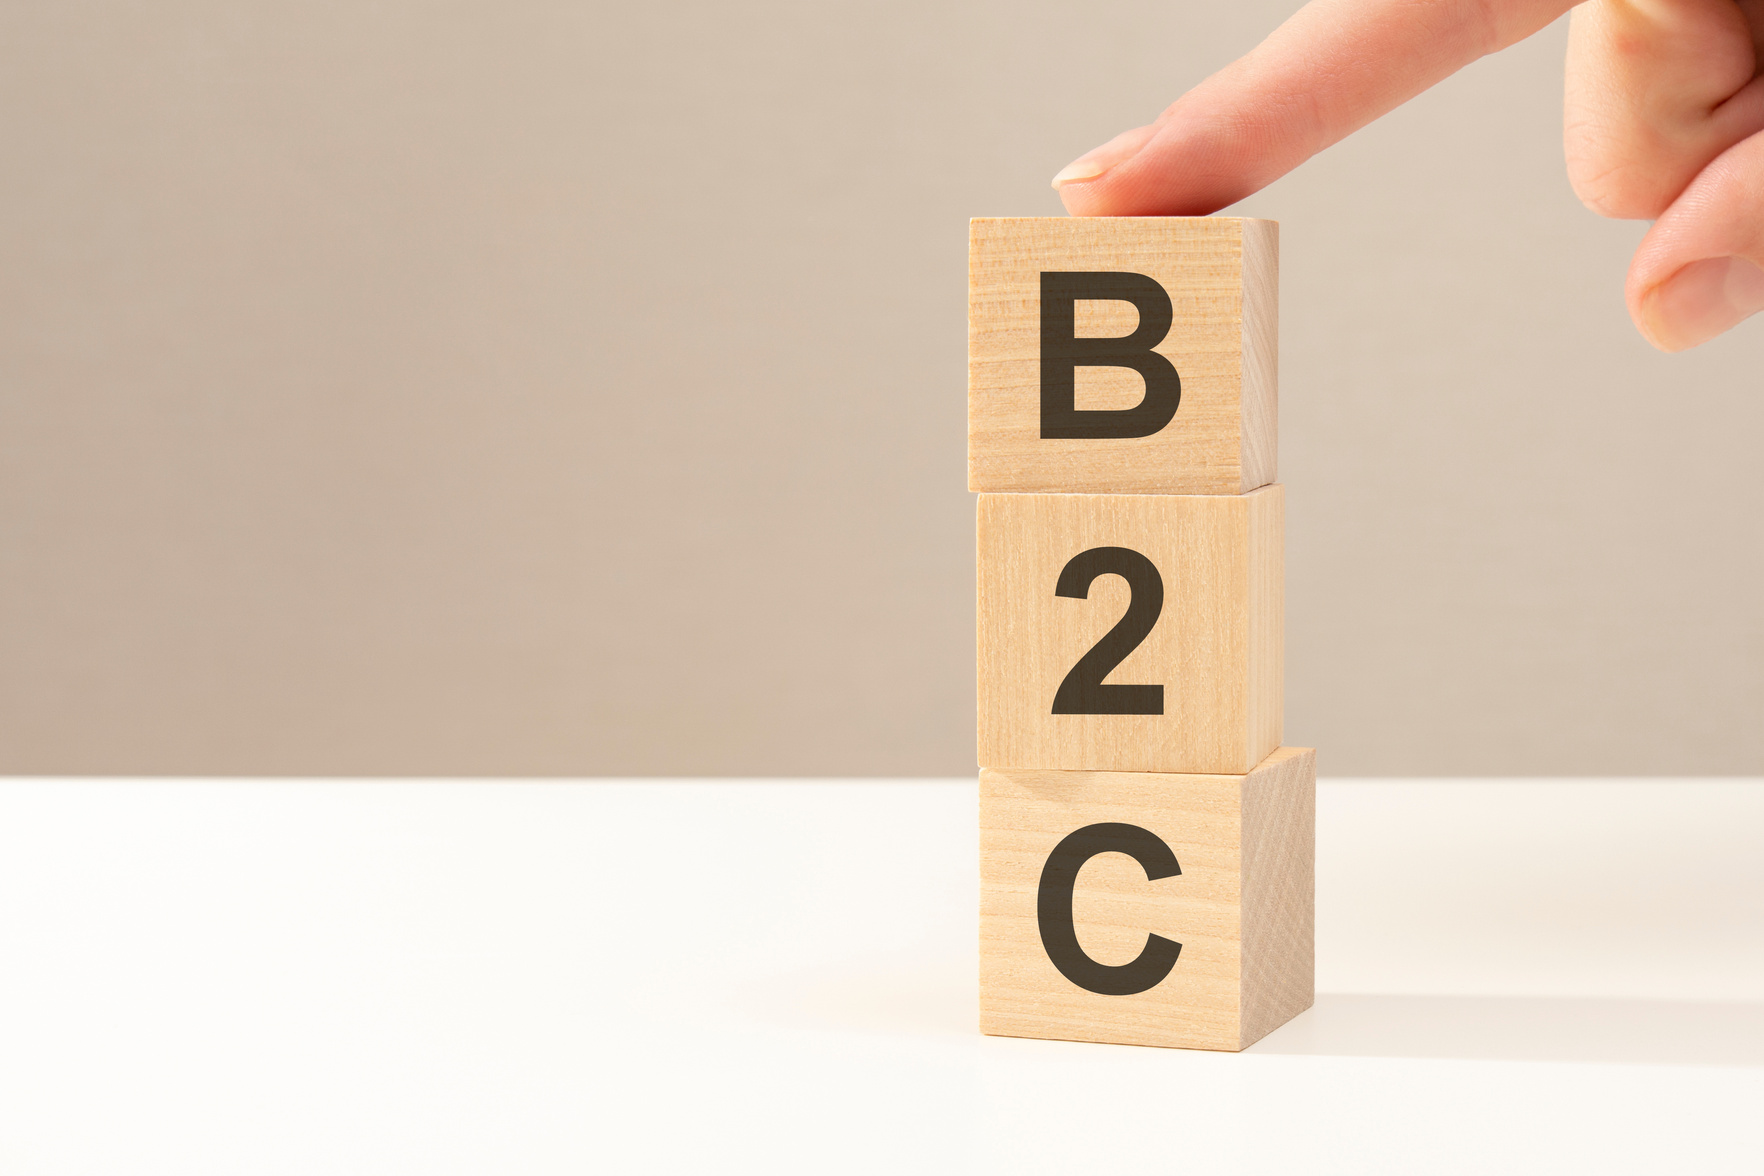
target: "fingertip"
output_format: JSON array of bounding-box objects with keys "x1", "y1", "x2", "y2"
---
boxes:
[
  {"x1": 1049, "y1": 124, "x2": 1160, "y2": 214},
  {"x1": 1055, "y1": 179, "x2": 1110, "y2": 217},
  {"x1": 1631, "y1": 289, "x2": 1682, "y2": 353},
  {"x1": 1632, "y1": 256, "x2": 1764, "y2": 351}
]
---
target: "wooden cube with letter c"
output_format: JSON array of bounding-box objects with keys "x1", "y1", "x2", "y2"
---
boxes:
[
  {"x1": 977, "y1": 486, "x2": 1281, "y2": 776},
  {"x1": 968, "y1": 216, "x2": 1277, "y2": 495},
  {"x1": 979, "y1": 748, "x2": 1314, "y2": 1051}
]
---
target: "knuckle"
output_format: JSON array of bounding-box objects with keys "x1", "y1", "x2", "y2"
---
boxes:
[
  {"x1": 1565, "y1": 121, "x2": 1675, "y2": 219},
  {"x1": 1568, "y1": 160, "x2": 1669, "y2": 219}
]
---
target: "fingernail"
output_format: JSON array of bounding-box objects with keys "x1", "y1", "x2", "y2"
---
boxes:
[
  {"x1": 1051, "y1": 156, "x2": 1109, "y2": 188},
  {"x1": 1639, "y1": 256, "x2": 1764, "y2": 351},
  {"x1": 1051, "y1": 125, "x2": 1159, "y2": 190}
]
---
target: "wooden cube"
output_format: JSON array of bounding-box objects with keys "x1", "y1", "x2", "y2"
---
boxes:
[
  {"x1": 977, "y1": 487, "x2": 1281, "y2": 775},
  {"x1": 968, "y1": 217, "x2": 1277, "y2": 496},
  {"x1": 979, "y1": 748, "x2": 1314, "y2": 1051}
]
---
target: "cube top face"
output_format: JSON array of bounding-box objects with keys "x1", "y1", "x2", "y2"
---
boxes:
[
  {"x1": 977, "y1": 486, "x2": 1283, "y2": 776},
  {"x1": 979, "y1": 748, "x2": 1315, "y2": 1052},
  {"x1": 968, "y1": 217, "x2": 1277, "y2": 496}
]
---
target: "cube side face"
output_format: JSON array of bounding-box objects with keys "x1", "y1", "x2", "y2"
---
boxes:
[
  {"x1": 1238, "y1": 747, "x2": 1316, "y2": 1049},
  {"x1": 979, "y1": 767, "x2": 1246, "y2": 1051},
  {"x1": 968, "y1": 216, "x2": 1277, "y2": 496},
  {"x1": 977, "y1": 488, "x2": 1283, "y2": 775},
  {"x1": 1238, "y1": 220, "x2": 1279, "y2": 493},
  {"x1": 1245, "y1": 483, "x2": 1285, "y2": 767}
]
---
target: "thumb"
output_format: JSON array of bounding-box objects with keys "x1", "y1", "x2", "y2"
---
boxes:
[{"x1": 1629, "y1": 129, "x2": 1764, "y2": 352}]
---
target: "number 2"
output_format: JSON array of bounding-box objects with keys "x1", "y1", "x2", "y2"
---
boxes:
[{"x1": 1050, "y1": 546, "x2": 1165, "y2": 715}]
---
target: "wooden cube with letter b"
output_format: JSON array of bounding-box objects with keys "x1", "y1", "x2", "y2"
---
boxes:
[
  {"x1": 969, "y1": 216, "x2": 1277, "y2": 495},
  {"x1": 977, "y1": 485, "x2": 1281, "y2": 776},
  {"x1": 980, "y1": 748, "x2": 1314, "y2": 1051}
]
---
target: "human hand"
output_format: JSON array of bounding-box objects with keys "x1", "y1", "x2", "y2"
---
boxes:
[{"x1": 1053, "y1": 0, "x2": 1764, "y2": 352}]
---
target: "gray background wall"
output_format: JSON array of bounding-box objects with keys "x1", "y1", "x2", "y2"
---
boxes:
[{"x1": 1, "y1": 1, "x2": 1759, "y2": 776}]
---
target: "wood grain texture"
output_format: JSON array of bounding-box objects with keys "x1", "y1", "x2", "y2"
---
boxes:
[
  {"x1": 1239, "y1": 745, "x2": 1316, "y2": 1045},
  {"x1": 979, "y1": 748, "x2": 1315, "y2": 1051},
  {"x1": 977, "y1": 487, "x2": 1283, "y2": 775},
  {"x1": 968, "y1": 217, "x2": 1278, "y2": 495},
  {"x1": 1238, "y1": 219, "x2": 1279, "y2": 493}
]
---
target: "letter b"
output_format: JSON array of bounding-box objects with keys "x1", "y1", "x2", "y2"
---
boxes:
[{"x1": 1039, "y1": 272, "x2": 1182, "y2": 439}]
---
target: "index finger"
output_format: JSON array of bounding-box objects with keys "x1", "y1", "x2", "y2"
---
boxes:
[{"x1": 1057, "y1": 0, "x2": 1577, "y2": 216}]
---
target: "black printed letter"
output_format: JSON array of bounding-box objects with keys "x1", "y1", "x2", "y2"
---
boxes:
[
  {"x1": 1037, "y1": 822, "x2": 1182, "y2": 996},
  {"x1": 1039, "y1": 272, "x2": 1181, "y2": 439}
]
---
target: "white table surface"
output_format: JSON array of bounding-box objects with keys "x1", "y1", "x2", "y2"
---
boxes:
[{"x1": 2, "y1": 778, "x2": 1761, "y2": 1174}]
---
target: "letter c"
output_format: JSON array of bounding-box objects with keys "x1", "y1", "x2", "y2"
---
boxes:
[{"x1": 1037, "y1": 822, "x2": 1182, "y2": 996}]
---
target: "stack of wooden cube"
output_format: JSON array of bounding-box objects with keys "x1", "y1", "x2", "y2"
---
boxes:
[{"x1": 970, "y1": 217, "x2": 1315, "y2": 1051}]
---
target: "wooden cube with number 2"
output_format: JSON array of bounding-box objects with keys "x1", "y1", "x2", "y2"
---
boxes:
[{"x1": 977, "y1": 486, "x2": 1282, "y2": 776}]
